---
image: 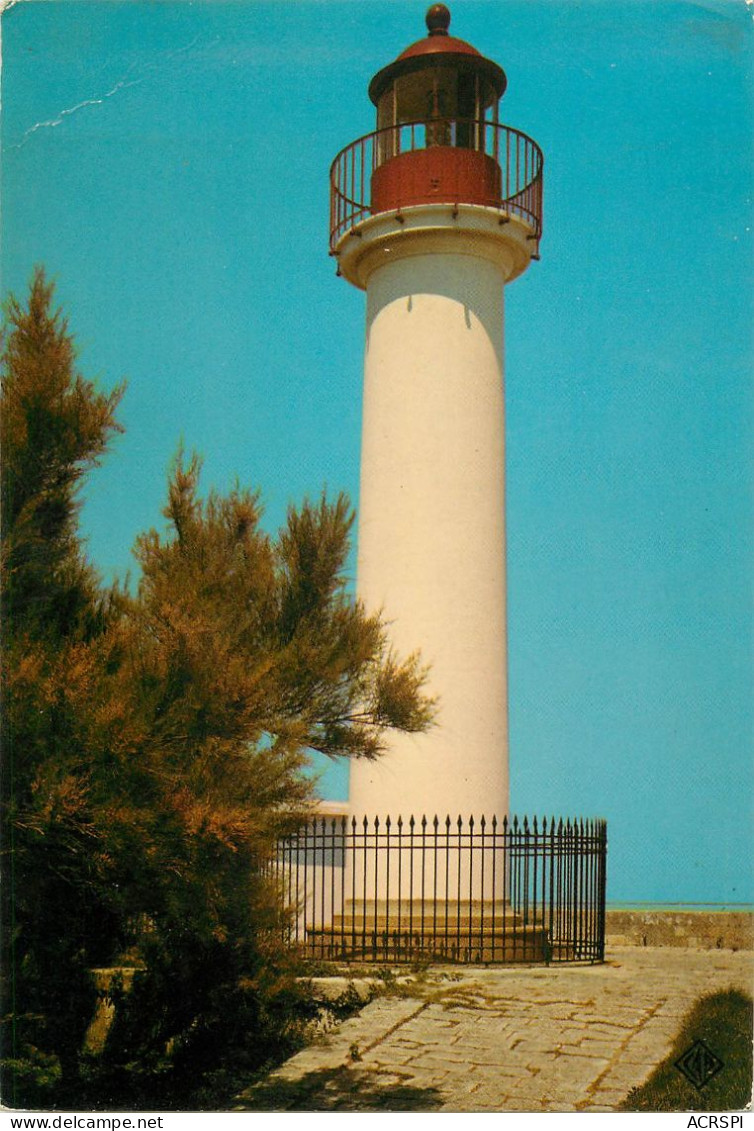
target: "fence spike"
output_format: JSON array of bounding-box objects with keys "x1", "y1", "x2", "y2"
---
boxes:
[
  {"x1": 469, "y1": 815, "x2": 474, "y2": 830},
  {"x1": 397, "y1": 814, "x2": 403, "y2": 830},
  {"x1": 362, "y1": 815, "x2": 369, "y2": 830},
  {"x1": 445, "y1": 814, "x2": 452, "y2": 830},
  {"x1": 533, "y1": 815, "x2": 538, "y2": 834},
  {"x1": 433, "y1": 814, "x2": 439, "y2": 830},
  {"x1": 374, "y1": 815, "x2": 380, "y2": 830},
  {"x1": 492, "y1": 814, "x2": 498, "y2": 831},
  {"x1": 457, "y1": 814, "x2": 463, "y2": 831},
  {"x1": 409, "y1": 815, "x2": 415, "y2": 831},
  {"x1": 421, "y1": 814, "x2": 427, "y2": 830},
  {"x1": 480, "y1": 814, "x2": 486, "y2": 831},
  {"x1": 523, "y1": 815, "x2": 529, "y2": 833},
  {"x1": 385, "y1": 815, "x2": 391, "y2": 831},
  {"x1": 512, "y1": 815, "x2": 519, "y2": 832}
]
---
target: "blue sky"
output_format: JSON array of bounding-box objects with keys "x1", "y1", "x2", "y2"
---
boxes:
[{"x1": 2, "y1": 0, "x2": 752, "y2": 904}]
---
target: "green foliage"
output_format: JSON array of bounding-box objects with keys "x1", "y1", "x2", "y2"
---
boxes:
[
  {"x1": 620, "y1": 988, "x2": 753, "y2": 1112},
  {"x1": 1, "y1": 271, "x2": 434, "y2": 1110}
]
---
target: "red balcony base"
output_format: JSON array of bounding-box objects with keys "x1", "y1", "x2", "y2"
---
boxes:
[{"x1": 371, "y1": 146, "x2": 502, "y2": 214}]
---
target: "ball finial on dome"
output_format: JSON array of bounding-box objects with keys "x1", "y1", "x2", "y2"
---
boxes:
[{"x1": 426, "y1": 4, "x2": 451, "y2": 36}]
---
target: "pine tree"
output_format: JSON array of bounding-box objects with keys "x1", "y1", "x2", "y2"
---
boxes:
[
  {"x1": 1, "y1": 269, "x2": 126, "y2": 1105},
  {"x1": 1, "y1": 273, "x2": 434, "y2": 1108}
]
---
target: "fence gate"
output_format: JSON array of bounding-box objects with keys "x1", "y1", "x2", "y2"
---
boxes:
[{"x1": 272, "y1": 815, "x2": 607, "y2": 965}]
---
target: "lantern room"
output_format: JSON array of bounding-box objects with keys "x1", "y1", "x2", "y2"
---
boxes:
[
  {"x1": 370, "y1": 4, "x2": 506, "y2": 213},
  {"x1": 371, "y1": 4, "x2": 505, "y2": 134},
  {"x1": 329, "y1": 4, "x2": 543, "y2": 261}
]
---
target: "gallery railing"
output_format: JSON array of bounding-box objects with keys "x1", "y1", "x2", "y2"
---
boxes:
[
  {"x1": 329, "y1": 118, "x2": 544, "y2": 256},
  {"x1": 272, "y1": 814, "x2": 607, "y2": 965}
]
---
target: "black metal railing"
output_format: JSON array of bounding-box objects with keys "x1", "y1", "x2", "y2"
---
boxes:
[
  {"x1": 271, "y1": 814, "x2": 606, "y2": 965},
  {"x1": 329, "y1": 118, "x2": 544, "y2": 256}
]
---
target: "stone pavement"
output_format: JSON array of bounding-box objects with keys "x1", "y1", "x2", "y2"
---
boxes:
[{"x1": 236, "y1": 947, "x2": 753, "y2": 1112}]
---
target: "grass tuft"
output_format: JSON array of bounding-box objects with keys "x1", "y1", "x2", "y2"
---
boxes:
[{"x1": 620, "y1": 988, "x2": 753, "y2": 1112}]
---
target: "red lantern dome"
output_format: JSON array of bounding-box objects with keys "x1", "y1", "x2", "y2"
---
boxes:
[{"x1": 368, "y1": 4, "x2": 506, "y2": 107}]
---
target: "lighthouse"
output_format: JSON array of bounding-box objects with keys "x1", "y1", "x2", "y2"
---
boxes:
[{"x1": 330, "y1": 5, "x2": 543, "y2": 825}]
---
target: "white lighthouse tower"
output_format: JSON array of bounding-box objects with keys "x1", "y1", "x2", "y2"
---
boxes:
[{"x1": 330, "y1": 5, "x2": 543, "y2": 825}]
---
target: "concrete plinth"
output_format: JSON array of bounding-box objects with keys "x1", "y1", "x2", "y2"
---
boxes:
[{"x1": 305, "y1": 898, "x2": 549, "y2": 964}]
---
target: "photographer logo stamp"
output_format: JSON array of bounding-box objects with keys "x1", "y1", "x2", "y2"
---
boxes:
[{"x1": 674, "y1": 1039, "x2": 724, "y2": 1091}]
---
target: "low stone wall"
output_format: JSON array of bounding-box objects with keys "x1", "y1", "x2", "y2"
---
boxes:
[
  {"x1": 84, "y1": 967, "x2": 141, "y2": 1054},
  {"x1": 605, "y1": 910, "x2": 753, "y2": 951}
]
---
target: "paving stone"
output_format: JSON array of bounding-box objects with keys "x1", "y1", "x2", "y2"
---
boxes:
[
  {"x1": 406, "y1": 1053, "x2": 481, "y2": 1073},
  {"x1": 468, "y1": 1064, "x2": 537, "y2": 1080},
  {"x1": 236, "y1": 946, "x2": 753, "y2": 1112},
  {"x1": 578, "y1": 1038, "x2": 626, "y2": 1055},
  {"x1": 588, "y1": 1086, "x2": 634, "y2": 1105}
]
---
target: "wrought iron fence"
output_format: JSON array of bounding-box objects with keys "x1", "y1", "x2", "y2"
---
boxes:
[
  {"x1": 271, "y1": 815, "x2": 606, "y2": 965},
  {"x1": 329, "y1": 118, "x2": 544, "y2": 256}
]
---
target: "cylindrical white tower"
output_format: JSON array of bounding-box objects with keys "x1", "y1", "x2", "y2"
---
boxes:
[{"x1": 330, "y1": 5, "x2": 543, "y2": 825}]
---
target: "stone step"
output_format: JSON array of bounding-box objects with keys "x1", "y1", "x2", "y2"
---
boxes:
[
  {"x1": 327, "y1": 899, "x2": 525, "y2": 929},
  {"x1": 344, "y1": 900, "x2": 514, "y2": 914},
  {"x1": 326, "y1": 915, "x2": 528, "y2": 931},
  {"x1": 304, "y1": 923, "x2": 551, "y2": 964}
]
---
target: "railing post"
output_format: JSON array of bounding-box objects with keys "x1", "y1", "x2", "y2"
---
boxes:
[
  {"x1": 372, "y1": 816, "x2": 379, "y2": 960},
  {"x1": 468, "y1": 814, "x2": 475, "y2": 958},
  {"x1": 601, "y1": 820, "x2": 607, "y2": 958},
  {"x1": 489, "y1": 815, "x2": 497, "y2": 961},
  {"x1": 420, "y1": 815, "x2": 427, "y2": 955},
  {"x1": 480, "y1": 814, "x2": 486, "y2": 957},
  {"x1": 385, "y1": 814, "x2": 391, "y2": 960},
  {"x1": 501, "y1": 815, "x2": 509, "y2": 961},
  {"x1": 532, "y1": 815, "x2": 539, "y2": 958},
  {"x1": 444, "y1": 815, "x2": 451, "y2": 956},
  {"x1": 455, "y1": 815, "x2": 463, "y2": 958},
  {"x1": 409, "y1": 815, "x2": 415, "y2": 948},
  {"x1": 397, "y1": 814, "x2": 404, "y2": 951},
  {"x1": 432, "y1": 814, "x2": 439, "y2": 953},
  {"x1": 361, "y1": 816, "x2": 368, "y2": 956},
  {"x1": 319, "y1": 817, "x2": 326, "y2": 955}
]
